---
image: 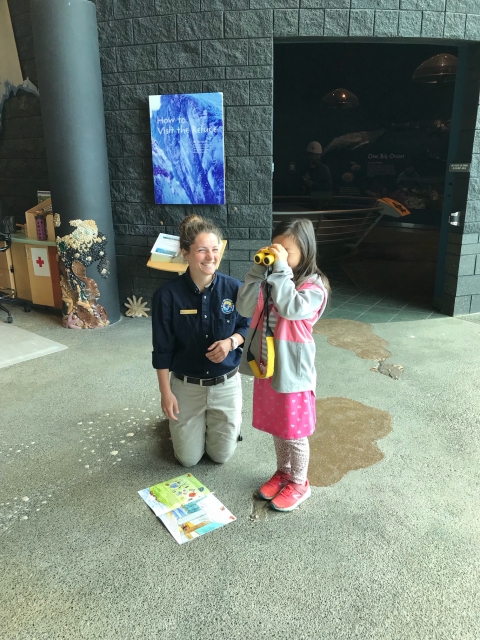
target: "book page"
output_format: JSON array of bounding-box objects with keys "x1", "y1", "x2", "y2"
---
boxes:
[
  {"x1": 158, "y1": 494, "x2": 236, "y2": 544},
  {"x1": 151, "y1": 233, "x2": 180, "y2": 257}
]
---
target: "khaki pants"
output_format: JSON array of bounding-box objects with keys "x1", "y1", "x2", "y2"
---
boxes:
[{"x1": 169, "y1": 373, "x2": 242, "y2": 467}]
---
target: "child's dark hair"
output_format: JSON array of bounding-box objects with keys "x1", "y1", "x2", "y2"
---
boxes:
[
  {"x1": 178, "y1": 214, "x2": 223, "y2": 252},
  {"x1": 272, "y1": 218, "x2": 331, "y2": 295}
]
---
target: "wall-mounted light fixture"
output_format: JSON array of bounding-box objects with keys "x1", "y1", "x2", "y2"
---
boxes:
[
  {"x1": 412, "y1": 53, "x2": 457, "y2": 84},
  {"x1": 322, "y1": 88, "x2": 359, "y2": 109},
  {"x1": 449, "y1": 211, "x2": 462, "y2": 226}
]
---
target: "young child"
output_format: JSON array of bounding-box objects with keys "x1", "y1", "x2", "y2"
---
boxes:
[{"x1": 236, "y1": 218, "x2": 329, "y2": 511}]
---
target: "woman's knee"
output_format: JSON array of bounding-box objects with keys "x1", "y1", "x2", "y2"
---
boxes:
[
  {"x1": 205, "y1": 440, "x2": 237, "y2": 464},
  {"x1": 174, "y1": 450, "x2": 203, "y2": 467},
  {"x1": 206, "y1": 450, "x2": 234, "y2": 464}
]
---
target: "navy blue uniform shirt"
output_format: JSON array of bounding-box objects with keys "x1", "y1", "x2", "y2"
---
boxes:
[{"x1": 152, "y1": 269, "x2": 250, "y2": 378}]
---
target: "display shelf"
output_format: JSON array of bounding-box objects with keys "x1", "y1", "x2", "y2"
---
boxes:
[{"x1": 11, "y1": 233, "x2": 57, "y2": 247}]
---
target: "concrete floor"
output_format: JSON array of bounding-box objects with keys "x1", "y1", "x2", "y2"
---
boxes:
[{"x1": 1, "y1": 306, "x2": 480, "y2": 640}]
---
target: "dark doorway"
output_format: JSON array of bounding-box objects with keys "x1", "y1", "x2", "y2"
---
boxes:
[{"x1": 273, "y1": 42, "x2": 458, "y2": 322}]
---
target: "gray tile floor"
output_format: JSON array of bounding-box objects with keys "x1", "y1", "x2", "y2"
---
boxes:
[{"x1": 323, "y1": 263, "x2": 446, "y2": 323}]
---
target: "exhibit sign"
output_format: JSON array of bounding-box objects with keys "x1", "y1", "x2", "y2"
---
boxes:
[
  {"x1": 149, "y1": 92, "x2": 225, "y2": 205},
  {"x1": 449, "y1": 163, "x2": 470, "y2": 173}
]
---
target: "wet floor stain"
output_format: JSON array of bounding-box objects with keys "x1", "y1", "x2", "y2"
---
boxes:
[
  {"x1": 313, "y1": 318, "x2": 391, "y2": 361},
  {"x1": 249, "y1": 494, "x2": 270, "y2": 521},
  {"x1": 309, "y1": 397, "x2": 392, "y2": 487}
]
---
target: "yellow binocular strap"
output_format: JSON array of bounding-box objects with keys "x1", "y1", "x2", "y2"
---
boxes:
[
  {"x1": 246, "y1": 282, "x2": 275, "y2": 379},
  {"x1": 247, "y1": 326, "x2": 275, "y2": 379}
]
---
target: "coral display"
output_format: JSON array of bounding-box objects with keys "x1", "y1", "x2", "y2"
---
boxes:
[{"x1": 56, "y1": 220, "x2": 110, "y2": 329}]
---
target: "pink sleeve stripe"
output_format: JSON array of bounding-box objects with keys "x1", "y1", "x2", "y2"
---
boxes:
[{"x1": 274, "y1": 281, "x2": 327, "y2": 343}]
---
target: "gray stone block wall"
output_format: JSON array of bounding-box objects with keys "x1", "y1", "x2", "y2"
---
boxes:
[
  {"x1": 5, "y1": 0, "x2": 480, "y2": 315},
  {"x1": 94, "y1": 2, "x2": 277, "y2": 300},
  {"x1": 440, "y1": 47, "x2": 480, "y2": 315},
  {"x1": 91, "y1": 0, "x2": 480, "y2": 312}
]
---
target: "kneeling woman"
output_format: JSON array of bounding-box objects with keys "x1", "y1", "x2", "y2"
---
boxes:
[{"x1": 152, "y1": 215, "x2": 249, "y2": 467}]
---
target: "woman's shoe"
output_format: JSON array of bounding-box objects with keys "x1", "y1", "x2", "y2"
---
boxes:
[
  {"x1": 270, "y1": 479, "x2": 311, "y2": 511},
  {"x1": 258, "y1": 471, "x2": 290, "y2": 500}
]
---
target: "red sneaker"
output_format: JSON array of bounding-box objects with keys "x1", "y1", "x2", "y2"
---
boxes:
[
  {"x1": 258, "y1": 471, "x2": 290, "y2": 500},
  {"x1": 270, "y1": 480, "x2": 311, "y2": 511}
]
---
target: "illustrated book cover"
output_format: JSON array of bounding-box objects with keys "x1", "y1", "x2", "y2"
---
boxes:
[{"x1": 138, "y1": 474, "x2": 236, "y2": 544}]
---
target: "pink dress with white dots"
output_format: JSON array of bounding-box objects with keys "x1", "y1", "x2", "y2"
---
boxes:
[{"x1": 252, "y1": 377, "x2": 316, "y2": 440}]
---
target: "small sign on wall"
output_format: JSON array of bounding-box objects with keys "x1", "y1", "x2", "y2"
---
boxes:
[
  {"x1": 149, "y1": 92, "x2": 225, "y2": 205},
  {"x1": 449, "y1": 163, "x2": 471, "y2": 172}
]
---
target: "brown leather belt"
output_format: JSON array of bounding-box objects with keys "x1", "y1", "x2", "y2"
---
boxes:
[{"x1": 172, "y1": 367, "x2": 238, "y2": 387}]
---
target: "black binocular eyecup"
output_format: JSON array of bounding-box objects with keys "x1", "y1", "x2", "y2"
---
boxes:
[{"x1": 253, "y1": 251, "x2": 274, "y2": 267}]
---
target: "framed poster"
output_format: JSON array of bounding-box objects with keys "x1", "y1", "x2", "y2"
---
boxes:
[{"x1": 149, "y1": 92, "x2": 225, "y2": 205}]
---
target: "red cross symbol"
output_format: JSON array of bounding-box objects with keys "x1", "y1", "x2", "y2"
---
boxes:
[{"x1": 36, "y1": 256, "x2": 45, "y2": 268}]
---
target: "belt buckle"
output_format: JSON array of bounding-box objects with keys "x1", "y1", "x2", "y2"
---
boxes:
[{"x1": 199, "y1": 369, "x2": 237, "y2": 386}]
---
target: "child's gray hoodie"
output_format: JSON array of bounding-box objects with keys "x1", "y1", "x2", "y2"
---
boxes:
[{"x1": 236, "y1": 260, "x2": 328, "y2": 394}]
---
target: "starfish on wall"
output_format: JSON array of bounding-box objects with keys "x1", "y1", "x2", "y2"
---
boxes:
[{"x1": 124, "y1": 296, "x2": 150, "y2": 318}]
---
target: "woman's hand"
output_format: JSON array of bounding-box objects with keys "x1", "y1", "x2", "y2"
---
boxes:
[
  {"x1": 206, "y1": 339, "x2": 231, "y2": 363},
  {"x1": 269, "y1": 243, "x2": 289, "y2": 262},
  {"x1": 161, "y1": 389, "x2": 179, "y2": 421}
]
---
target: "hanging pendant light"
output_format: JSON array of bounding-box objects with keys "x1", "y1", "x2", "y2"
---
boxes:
[
  {"x1": 322, "y1": 88, "x2": 359, "y2": 109},
  {"x1": 412, "y1": 53, "x2": 457, "y2": 84}
]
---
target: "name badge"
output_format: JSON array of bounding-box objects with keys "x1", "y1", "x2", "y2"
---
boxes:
[{"x1": 180, "y1": 309, "x2": 197, "y2": 315}]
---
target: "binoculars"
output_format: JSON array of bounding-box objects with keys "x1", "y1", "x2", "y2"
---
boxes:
[{"x1": 253, "y1": 248, "x2": 275, "y2": 267}]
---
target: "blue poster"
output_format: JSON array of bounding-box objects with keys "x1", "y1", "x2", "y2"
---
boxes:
[{"x1": 149, "y1": 92, "x2": 225, "y2": 205}]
